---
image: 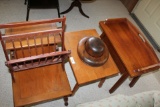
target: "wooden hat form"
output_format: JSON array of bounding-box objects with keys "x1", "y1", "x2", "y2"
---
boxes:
[{"x1": 77, "y1": 36, "x2": 109, "y2": 67}]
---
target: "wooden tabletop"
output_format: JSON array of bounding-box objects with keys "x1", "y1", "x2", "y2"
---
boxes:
[
  {"x1": 99, "y1": 18, "x2": 160, "y2": 77},
  {"x1": 65, "y1": 29, "x2": 119, "y2": 85}
]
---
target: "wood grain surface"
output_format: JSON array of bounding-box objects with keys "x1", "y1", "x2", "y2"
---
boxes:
[
  {"x1": 100, "y1": 18, "x2": 160, "y2": 77},
  {"x1": 65, "y1": 29, "x2": 119, "y2": 84}
]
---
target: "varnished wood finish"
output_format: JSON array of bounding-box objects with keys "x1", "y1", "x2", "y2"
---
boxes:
[
  {"x1": 98, "y1": 77, "x2": 106, "y2": 88},
  {"x1": 109, "y1": 73, "x2": 128, "y2": 93},
  {"x1": 4, "y1": 29, "x2": 61, "y2": 50},
  {"x1": 77, "y1": 37, "x2": 109, "y2": 67},
  {"x1": 64, "y1": 97, "x2": 69, "y2": 106},
  {"x1": 0, "y1": 17, "x2": 72, "y2": 107},
  {"x1": 0, "y1": 17, "x2": 63, "y2": 29},
  {"x1": 3, "y1": 28, "x2": 71, "y2": 72},
  {"x1": 129, "y1": 76, "x2": 140, "y2": 87},
  {"x1": 100, "y1": 18, "x2": 160, "y2": 93},
  {"x1": 12, "y1": 62, "x2": 72, "y2": 107},
  {"x1": 1, "y1": 17, "x2": 66, "y2": 54},
  {"x1": 1, "y1": 18, "x2": 65, "y2": 50},
  {"x1": 6, "y1": 50, "x2": 71, "y2": 71},
  {"x1": 1, "y1": 17, "x2": 68, "y2": 72},
  {"x1": 65, "y1": 29, "x2": 119, "y2": 95}
]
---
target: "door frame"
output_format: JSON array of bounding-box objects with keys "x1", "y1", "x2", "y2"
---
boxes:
[
  {"x1": 131, "y1": 13, "x2": 160, "y2": 52},
  {"x1": 130, "y1": 0, "x2": 160, "y2": 52}
]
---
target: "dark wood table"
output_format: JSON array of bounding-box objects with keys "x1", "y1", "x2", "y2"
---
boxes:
[
  {"x1": 60, "y1": 0, "x2": 89, "y2": 18},
  {"x1": 99, "y1": 18, "x2": 160, "y2": 93},
  {"x1": 65, "y1": 29, "x2": 119, "y2": 95}
]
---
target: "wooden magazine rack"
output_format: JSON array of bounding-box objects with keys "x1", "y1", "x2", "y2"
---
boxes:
[{"x1": 0, "y1": 16, "x2": 72, "y2": 107}]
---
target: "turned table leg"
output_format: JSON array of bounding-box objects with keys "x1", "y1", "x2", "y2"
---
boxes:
[{"x1": 63, "y1": 97, "x2": 68, "y2": 106}]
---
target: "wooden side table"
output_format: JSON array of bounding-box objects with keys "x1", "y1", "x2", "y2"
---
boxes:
[
  {"x1": 65, "y1": 29, "x2": 119, "y2": 95},
  {"x1": 99, "y1": 18, "x2": 160, "y2": 93}
]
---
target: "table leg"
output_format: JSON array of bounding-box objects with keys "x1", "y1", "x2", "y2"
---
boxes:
[
  {"x1": 72, "y1": 83, "x2": 79, "y2": 96},
  {"x1": 129, "y1": 76, "x2": 141, "y2": 87},
  {"x1": 11, "y1": 72, "x2": 15, "y2": 82},
  {"x1": 100, "y1": 32, "x2": 106, "y2": 38},
  {"x1": 60, "y1": 0, "x2": 89, "y2": 18},
  {"x1": 78, "y1": 3, "x2": 89, "y2": 18},
  {"x1": 109, "y1": 73, "x2": 128, "y2": 94},
  {"x1": 98, "y1": 77, "x2": 106, "y2": 88},
  {"x1": 63, "y1": 96, "x2": 68, "y2": 106},
  {"x1": 24, "y1": 0, "x2": 27, "y2": 5}
]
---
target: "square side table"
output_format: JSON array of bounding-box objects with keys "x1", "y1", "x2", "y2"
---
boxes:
[{"x1": 65, "y1": 29, "x2": 119, "y2": 95}]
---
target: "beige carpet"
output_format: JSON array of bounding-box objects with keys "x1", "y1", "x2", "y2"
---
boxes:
[{"x1": 0, "y1": 0, "x2": 160, "y2": 107}]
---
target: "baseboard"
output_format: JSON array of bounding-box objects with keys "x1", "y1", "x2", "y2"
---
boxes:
[
  {"x1": 130, "y1": 13, "x2": 160, "y2": 52},
  {"x1": 153, "y1": 70, "x2": 160, "y2": 83}
]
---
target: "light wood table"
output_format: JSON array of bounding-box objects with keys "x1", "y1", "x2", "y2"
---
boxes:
[
  {"x1": 65, "y1": 29, "x2": 119, "y2": 95},
  {"x1": 99, "y1": 18, "x2": 160, "y2": 93}
]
